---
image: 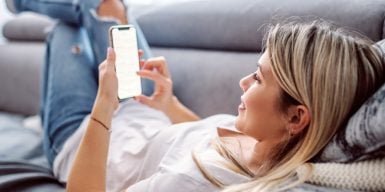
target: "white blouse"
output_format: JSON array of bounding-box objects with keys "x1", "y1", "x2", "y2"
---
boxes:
[{"x1": 54, "y1": 100, "x2": 249, "y2": 191}]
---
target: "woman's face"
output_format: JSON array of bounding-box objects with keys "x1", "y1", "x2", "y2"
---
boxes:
[{"x1": 235, "y1": 51, "x2": 288, "y2": 142}]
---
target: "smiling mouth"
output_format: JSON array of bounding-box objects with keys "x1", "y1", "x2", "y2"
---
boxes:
[{"x1": 238, "y1": 98, "x2": 246, "y2": 110}]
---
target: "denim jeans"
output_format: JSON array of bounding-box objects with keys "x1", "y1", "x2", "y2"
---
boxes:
[{"x1": 14, "y1": 0, "x2": 154, "y2": 166}]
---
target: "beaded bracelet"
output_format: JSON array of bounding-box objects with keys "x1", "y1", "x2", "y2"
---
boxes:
[{"x1": 91, "y1": 117, "x2": 111, "y2": 133}]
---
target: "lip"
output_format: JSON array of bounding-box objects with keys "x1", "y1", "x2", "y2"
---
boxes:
[
  {"x1": 238, "y1": 104, "x2": 246, "y2": 111},
  {"x1": 238, "y1": 97, "x2": 246, "y2": 111}
]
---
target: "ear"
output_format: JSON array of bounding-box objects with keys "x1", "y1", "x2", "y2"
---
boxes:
[{"x1": 286, "y1": 105, "x2": 311, "y2": 135}]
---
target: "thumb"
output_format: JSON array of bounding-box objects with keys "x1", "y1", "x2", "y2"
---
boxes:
[
  {"x1": 107, "y1": 47, "x2": 116, "y2": 67},
  {"x1": 135, "y1": 95, "x2": 155, "y2": 108}
]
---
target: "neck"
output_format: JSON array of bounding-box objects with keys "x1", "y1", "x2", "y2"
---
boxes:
[{"x1": 244, "y1": 139, "x2": 282, "y2": 175}]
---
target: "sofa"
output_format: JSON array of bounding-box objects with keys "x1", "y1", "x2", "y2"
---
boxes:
[{"x1": 0, "y1": 0, "x2": 384, "y2": 191}]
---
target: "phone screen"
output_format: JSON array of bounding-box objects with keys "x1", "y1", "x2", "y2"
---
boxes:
[{"x1": 110, "y1": 26, "x2": 142, "y2": 100}]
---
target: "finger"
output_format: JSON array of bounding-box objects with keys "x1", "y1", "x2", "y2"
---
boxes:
[
  {"x1": 106, "y1": 47, "x2": 116, "y2": 69},
  {"x1": 143, "y1": 57, "x2": 170, "y2": 77},
  {"x1": 138, "y1": 49, "x2": 144, "y2": 58},
  {"x1": 137, "y1": 70, "x2": 171, "y2": 89},
  {"x1": 140, "y1": 59, "x2": 145, "y2": 69},
  {"x1": 141, "y1": 61, "x2": 154, "y2": 71}
]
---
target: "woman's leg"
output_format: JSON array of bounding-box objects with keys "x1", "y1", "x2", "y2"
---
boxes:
[
  {"x1": 40, "y1": 1, "x2": 154, "y2": 165},
  {"x1": 11, "y1": 0, "x2": 92, "y2": 24},
  {"x1": 41, "y1": 23, "x2": 98, "y2": 166},
  {"x1": 86, "y1": 2, "x2": 153, "y2": 62},
  {"x1": 12, "y1": 0, "x2": 152, "y2": 60},
  {"x1": 13, "y1": 0, "x2": 154, "y2": 96}
]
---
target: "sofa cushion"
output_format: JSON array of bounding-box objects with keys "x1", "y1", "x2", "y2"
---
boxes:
[
  {"x1": 0, "y1": 112, "x2": 65, "y2": 191},
  {"x1": 314, "y1": 40, "x2": 385, "y2": 162},
  {"x1": 3, "y1": 12, "x2": 55, "y2": 42},
  {"x1": 0, "y1": 112, "x2": 47, "y2": 167},
  {"x1": 134, "y1": 0, "x2": 385, "y2": 52}
]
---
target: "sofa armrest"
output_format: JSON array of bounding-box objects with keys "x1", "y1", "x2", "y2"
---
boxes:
[
  {"x1": 0, "y1": 42, "x2": 45, "y2": 116},
  {"x1": 2, "y1": 12, "x2": 55, "y2": 42}
]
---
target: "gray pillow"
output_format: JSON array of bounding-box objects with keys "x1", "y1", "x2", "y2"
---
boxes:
[{"x1": 313, "y1": 39, "x2": 385, "y2": 162}]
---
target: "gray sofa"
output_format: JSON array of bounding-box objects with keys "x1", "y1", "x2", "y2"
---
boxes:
[{"x1": 0, "y1": 0, "x2": 384, "y2": 191}]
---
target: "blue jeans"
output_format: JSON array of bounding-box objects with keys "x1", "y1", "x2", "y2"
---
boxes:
[{"x1": 14, "y1": 0, "x2": 154, "y2": 166}]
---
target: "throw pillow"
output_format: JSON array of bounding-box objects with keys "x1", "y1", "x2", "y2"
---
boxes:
[{"x1": 313, "y1": 39, "x2": 385, "y2": 162}]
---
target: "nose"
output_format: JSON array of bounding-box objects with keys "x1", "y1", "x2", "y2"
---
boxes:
[{"x1": 239, "y1": 74, "x2": 252, "y2": 92}]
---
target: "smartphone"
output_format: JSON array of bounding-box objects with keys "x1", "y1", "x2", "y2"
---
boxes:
[{"x1": 109, "y1": 25, "x2": 142, "y2": 100}]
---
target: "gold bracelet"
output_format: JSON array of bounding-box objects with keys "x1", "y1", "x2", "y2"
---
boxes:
[{"x1": 91, "y1": 117, "x2": 111, "y2": 133}]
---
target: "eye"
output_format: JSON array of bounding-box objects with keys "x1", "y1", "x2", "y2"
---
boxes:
[{"x1": 252, "y1": 72, "x2": 261, "y2": 83}]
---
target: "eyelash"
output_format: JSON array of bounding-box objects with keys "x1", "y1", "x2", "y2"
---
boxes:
[{"x1": 252, "y1": 72, "x2": 261, "y2": 83}]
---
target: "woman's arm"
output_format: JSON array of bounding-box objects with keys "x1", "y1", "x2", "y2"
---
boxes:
[
  {"x1": 67, "y1": 48, "x2": 119, "y2": 192},
  {"x1": 135, "y1": 57, "x2": 200, "y2": 124},
  {"x1": 164, "y1": 96, "x2": 201, "y2": 124}
]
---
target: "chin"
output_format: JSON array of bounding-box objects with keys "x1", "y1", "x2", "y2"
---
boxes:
[{"x1": 234, "y1": 116, "x2": 243, "y2": 132}]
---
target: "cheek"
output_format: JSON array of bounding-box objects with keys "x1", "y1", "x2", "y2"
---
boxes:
[{"x1": 238, "y1": 89, "x2": 287, "y2": 141}]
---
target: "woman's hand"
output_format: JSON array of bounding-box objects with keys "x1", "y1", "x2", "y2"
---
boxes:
[
  {"x1": 136, "y1": 55, "x2": 200, "y2": 123},
  {"x1": 94, "y1": 47, "x2": 119, "y2": 116},
  {"x1": 135, "y1": 56, "x2": 175, "y2": 114}
]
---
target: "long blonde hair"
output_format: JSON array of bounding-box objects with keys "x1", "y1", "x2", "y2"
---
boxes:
[{"x1": 193, "y1": 21, "x2": 385, "y2": 191}]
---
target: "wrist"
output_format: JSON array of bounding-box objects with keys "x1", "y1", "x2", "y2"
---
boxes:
[
  {"x1": 164, "y1": 96, "x2": 200, "y2": 124},
  {"x1": 92, "y1": 96, "x2": 115, "y2": 119},
  {"x1": 165, "y1": 96, "x2": 180, "y2": 117}
]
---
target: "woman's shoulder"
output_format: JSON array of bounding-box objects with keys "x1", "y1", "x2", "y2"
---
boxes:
[
  {"x1": 157, "y1": 137, "x2": 250, "y2": 188},
  {"x1": 155, "y1": 114, "x2": 249, "y2": 187},
  {"x1": 158, "y1": 114, "x2": 237, "y2": 158}
]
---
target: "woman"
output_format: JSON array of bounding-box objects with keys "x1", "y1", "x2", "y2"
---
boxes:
[
  {"x1": 12, "y1": 0, "x2": 385, "y2": 191},
  {"x1": 68, "y1": 23, "x2": 385, "y2": 191}
]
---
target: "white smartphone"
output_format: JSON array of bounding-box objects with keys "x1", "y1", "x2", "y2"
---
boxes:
[{"x1": 109, "y1": 25, "x2": 142, "y2": 100}]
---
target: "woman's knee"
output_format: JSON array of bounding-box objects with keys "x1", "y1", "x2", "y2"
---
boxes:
[{"x1": 12, "y1": 0, "x2": 82, "y2": 24}]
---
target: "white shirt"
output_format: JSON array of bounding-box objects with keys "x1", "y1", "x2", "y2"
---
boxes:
[{"x1": 54, "y1": 100, "x2": 249, "y2": 191}]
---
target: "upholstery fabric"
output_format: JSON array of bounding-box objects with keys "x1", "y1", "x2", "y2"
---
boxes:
[
  {"x1": 2, "y1": 12, "x2": 55, "y2": 41},
  {"x1": 135, "y1": 0, "x2": 385, "y2": 52},
  {"x1": 152, "y1": 47, "x2": 259, "y2": 117},
  {"x1": 0, "y1": 161, "x2": 64, "y2": 192},
  {"x1": 0, "y1": 112, "x2": 46, "y2": 167},
  {"x1": 0, "y1": 42, "x2": 45, "y2": 116},
  {"x1": 0, "y1": 112, "x2": 64, "y2": 192}
]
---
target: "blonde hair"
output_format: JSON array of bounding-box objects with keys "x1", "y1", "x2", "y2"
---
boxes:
[{"x1": 193, "y1": 21, "x2": 385, "y2": 191}]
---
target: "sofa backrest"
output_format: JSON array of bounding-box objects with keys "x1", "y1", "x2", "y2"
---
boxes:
[
  {"x1": 1, "y1": 0, "x2": 385, "y2": 117},
  {"x1": 134, "y1": 0, "x2": 385, "y2": 52},
  {"x1": 133, "y1": 0, "x2": 385, "y2": 117}
]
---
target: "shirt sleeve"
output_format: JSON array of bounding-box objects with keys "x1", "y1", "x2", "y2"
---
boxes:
[{"x1": 125, "y1": 170, "x2": 214, "y2": 192}]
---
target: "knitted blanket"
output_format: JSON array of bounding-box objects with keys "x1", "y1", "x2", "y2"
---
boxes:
[{"x1": 297, "y1": 158, "x2": 385, "y2": 191}]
